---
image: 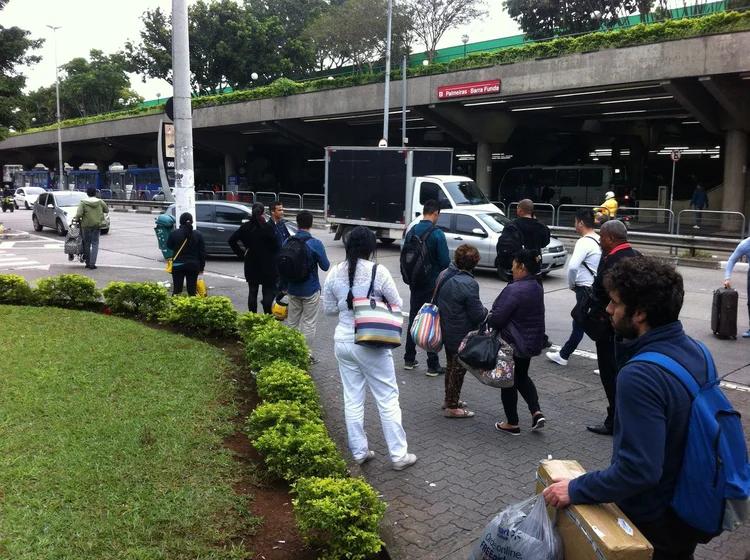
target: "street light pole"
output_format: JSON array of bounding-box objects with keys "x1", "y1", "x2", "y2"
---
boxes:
[
  {"x1": 47, "y1": 25, "x2": 64, "y2": 190},
  {"x1": 461, "y1": 34, "x2": 469, "y2": 58},
  {"x1": 172, "y1": 0, "x2": 196, "y2": 224},
  {"x1": 382, "y1": 0, "x2": 393, "y2": 144}
]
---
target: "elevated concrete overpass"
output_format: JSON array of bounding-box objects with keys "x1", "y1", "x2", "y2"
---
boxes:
[{"x1": 2, "y1": 31, "x2": 749, "y2": 213}]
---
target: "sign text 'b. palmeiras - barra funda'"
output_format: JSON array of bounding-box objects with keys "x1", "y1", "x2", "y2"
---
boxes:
[{"x1": 437, "y1": 80, "x2": 501, "y2": 100}]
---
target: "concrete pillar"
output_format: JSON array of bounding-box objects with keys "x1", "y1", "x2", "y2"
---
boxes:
[
  {"x1": 476, "y1": 142, "x2": 492, "y2": 198},
  {"x1": 224, "y1": 153, "x2": 237, "y2": 193},
  {"x1": 722, "y1": 129, "x2": 748, "y2": 231}
]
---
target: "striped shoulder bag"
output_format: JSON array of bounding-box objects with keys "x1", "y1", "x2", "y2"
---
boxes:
[{"x1": 352, "y1": 264, "x2": 403, "y2": 348}]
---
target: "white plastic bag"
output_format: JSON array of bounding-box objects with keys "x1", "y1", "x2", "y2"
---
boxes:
[{"x1": 468, "y1": 495, "x2": 563, "y2": 560}]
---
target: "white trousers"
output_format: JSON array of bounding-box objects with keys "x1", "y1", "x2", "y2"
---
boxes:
[
  {"x1": 287, "y1": 292, "x2": 320, "y2": 347},
  {"x1": 334, "y1": 342, "x2": 409, "y2": 463}
]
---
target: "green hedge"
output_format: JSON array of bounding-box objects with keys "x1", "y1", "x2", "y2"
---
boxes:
[
  {"x1": 0, "y1": 274, "x2": 34, "y2": 305},
  {"x1": 158, "y1": 295, "x2": 238, "y2": 337},
  {"x1": 102, "y1": 281, "x2": 170, "y2": 321},
  {"x1": 15, "y1": 11, "x2": 750, "y2": 135},
  {"x1": 256, "y1": 361, "x2": 322, "y2": 413},
  {"x1": 245, "y1": 321, "x2": 309, "y2": 371},
  {"x1": 35, "y1": 274, "x2": 101, "y2": 309},
  {"x1": 294, "y1": 477, "x2": 387, "y2": 560}
]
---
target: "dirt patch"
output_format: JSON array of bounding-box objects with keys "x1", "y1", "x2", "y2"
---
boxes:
[{"x1": 143, "y1": 323, "x2": 319, "y2": 559}]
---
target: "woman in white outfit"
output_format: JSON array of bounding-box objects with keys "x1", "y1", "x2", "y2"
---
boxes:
[{"x1": 322, "y1": 226, "x2": 418, "y2": 471}]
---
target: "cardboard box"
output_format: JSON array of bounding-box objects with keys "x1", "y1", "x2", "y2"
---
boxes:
[{"x1": 536, "y1": 460, "x2": 653, "y2": 560}]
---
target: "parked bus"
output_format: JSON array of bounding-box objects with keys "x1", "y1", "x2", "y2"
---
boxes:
[
  {"x1": 105, "y1": 164, "x2": 167, "y2": 200},
  {"x1": 12, "y1": 164, "x2": 56, "y2": 190},
  {"x1": 66, "y1": 163, "x2": 104, "y2": 191},
  {"x1": 497, "y1": 165, "x2": 614, "y2": 206},
  {"x1": 2, "y1": 164, "x2": 24, "y2": 187}
]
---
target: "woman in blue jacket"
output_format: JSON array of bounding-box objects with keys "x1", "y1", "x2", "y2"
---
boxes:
[{"x1": 488, "y1": 249, "x2": 546, "y2": 436}]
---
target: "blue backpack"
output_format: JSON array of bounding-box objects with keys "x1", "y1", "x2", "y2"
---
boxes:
[{"x1": 629, "y1": 341, "x2": 750, "y2": 537}]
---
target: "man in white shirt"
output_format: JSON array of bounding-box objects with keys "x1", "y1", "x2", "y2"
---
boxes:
[{"x1": 547, "y1": 208, "x2": 602, "y2": 366}]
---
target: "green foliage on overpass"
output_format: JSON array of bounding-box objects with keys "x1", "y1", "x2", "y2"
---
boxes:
[{"x1": 14, "y1": 10, "x2": 750, "y2": 137}]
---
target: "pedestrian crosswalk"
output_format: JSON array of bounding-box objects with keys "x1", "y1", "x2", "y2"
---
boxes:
[{"x1": 0, "y1": 251, "x2": 47, "y2": 270}]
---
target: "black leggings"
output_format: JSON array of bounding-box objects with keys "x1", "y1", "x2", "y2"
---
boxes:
[
  {"x1": 501, "y1": 357, "x2": 541, "y2": 425},
  {"x1": 248, "y1": 284, "x2": 276, "y2": 314},
  {"x1": 172, "y1": 268, "x2": 199, "y2": 296}
]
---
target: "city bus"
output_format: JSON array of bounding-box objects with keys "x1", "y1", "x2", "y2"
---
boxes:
[
  {"x1": 497, "y1": 165, "x2": 614, "y2": 206},
  {"x1": 12, "y1": 164, "x2": 56, "y2": 190},
  {"x1": 2, "y1": 164, "x2": 24, "y2": 187},
  {"x1": 66, "y1": 163, "x2": 104, "y2": 191},
  {"x1": 105, "y1": 164, "x2": 167, "y2": 199}
]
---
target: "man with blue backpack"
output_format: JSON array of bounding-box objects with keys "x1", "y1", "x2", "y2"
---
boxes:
[
  {"x1": 277, "y1": 210, "x2": 330, "y2": 363},
  {"x1": 543, "y1": 256, "x2": 750, "y2": 559}
]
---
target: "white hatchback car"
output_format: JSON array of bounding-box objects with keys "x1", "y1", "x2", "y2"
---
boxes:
[
  {"x1": 406, "y1": 208, "x2": 567, "y2": 277},
  {"x1": 14, "y1": 187, "x2": 46, "y2": 210}
]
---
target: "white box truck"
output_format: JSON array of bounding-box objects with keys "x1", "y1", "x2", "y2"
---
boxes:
[{"x1": 324, "y1": 146, "x2": 501, "y2": 244}]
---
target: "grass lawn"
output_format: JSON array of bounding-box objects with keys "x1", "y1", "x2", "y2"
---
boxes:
[{"x1": 0, "y1": 306, "x2": 256, "y2": 559}]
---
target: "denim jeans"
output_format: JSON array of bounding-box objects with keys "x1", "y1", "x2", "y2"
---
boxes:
[
  {"x1": 82, "y1": 227, "x2": 100, "y2": 266},
  {"x1": 559, "y1": 286, "x2": 588, "y2": 360}
]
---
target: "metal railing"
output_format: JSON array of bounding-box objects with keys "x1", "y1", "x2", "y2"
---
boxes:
[
  {"x1": 676, "y1": 210, "x2": 747, "y2": 240},
  {"x1": 555, "y1": 204, "x2": 613, "y2": 226},
  {"x1": 617, "y1": 207, "x2": 674, "y2": 235},
  {"x1": 507, "y1": 202, "x2": 555, "y2": 226},
  {"x1": 302, "y1": 193, "x2": 325, "y2": 212},
  {"x1": 491, "y1": 201, "x2": 506, "y2": 213},
  {"x1": 255, "y1": 191, "x2": 277, "y2": 208},
  {"x1": 279, "y1": 192, "x2": 302, "y2": 211},
  {"x1": 549, "y1": 226, "x2": 742, "y2": 253}
]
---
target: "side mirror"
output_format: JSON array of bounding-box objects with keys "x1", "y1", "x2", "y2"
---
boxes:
[
  {"x1": 241, "y1": 218, "x2": 249, "y2": 224},
  {"x1": 472, "y1": 228, "x2": 487, "y2": 237},
  {"x1": 47, "y1": 204, "x2": 54, "y2": 208}
]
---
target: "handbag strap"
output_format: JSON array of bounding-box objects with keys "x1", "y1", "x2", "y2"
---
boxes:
[
  {"x1": 173, "y1": 238, "x2": 188, "y2": 260},
  {"x1": 430, "y1": 268, "x2": 456, "y2": 303},
  {"x1": 366, "y1": 263, "x2": 378, "y2": 298}
]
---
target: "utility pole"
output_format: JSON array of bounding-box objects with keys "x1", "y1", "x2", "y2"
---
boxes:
[
  {"x1": 172, "y1": 0, "x2": 196, "y2": 224},
  {"x1": 382, "y1": 0, "x2": 393, "y2": 145},
  {"x1": 46, "y1": 25, "x2": 64, "y2": 190},
  {"x1": 401, "y1": 55, "x2": 407, "y2": 147}
]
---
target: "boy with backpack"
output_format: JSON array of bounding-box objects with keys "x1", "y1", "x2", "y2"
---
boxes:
[
  {"x1": 400, "y1": 199, "x2": 451, "y2": 376},
  {"x1": 277, "y1": 210, "x2": 330, "y2": 362},
  {"x1": 543, "y1": 256, "x2": 750, "y2": 559}
]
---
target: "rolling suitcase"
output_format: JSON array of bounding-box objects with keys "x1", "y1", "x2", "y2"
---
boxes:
[{"x1": 711, "y1": 287, "x2": 738, "y2": 339}]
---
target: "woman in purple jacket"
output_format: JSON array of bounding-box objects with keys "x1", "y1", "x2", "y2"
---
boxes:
[{"x1": 488, "y1": 249, "x2": 547, "y2": 436}]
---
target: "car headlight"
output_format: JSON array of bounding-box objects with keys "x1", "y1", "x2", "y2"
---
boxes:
[{"x1": 541, "y1": 247, "x2": 549, "y2": 254}]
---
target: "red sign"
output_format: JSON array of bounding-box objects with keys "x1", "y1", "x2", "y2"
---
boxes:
[{"x1": 437, "y1": 79, "x2": 501, "y2": 100}]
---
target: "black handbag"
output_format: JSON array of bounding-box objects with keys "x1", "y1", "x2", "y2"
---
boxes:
[
  {"x1": 457, "y1": 322, "x2": 502, "y2": 371},
  {"x1": 571, "y1": 287, "x2": 611, "y2": 342}
]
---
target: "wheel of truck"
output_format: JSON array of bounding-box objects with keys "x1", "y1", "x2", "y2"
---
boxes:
[
  {"x1": 341, "y1": 226, "x2": 353, "y2": 247},
  {"x1": 379, "y1": 238, "x2": 395, "y2": 246}
]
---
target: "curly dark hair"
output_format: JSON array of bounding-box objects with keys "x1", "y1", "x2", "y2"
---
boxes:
[
  {"x1": 454, "y1": 244, "x2": 480, "y2": 271},
  {"x1": 603, "y1": 256, "x2": 684, "y2": 329}
]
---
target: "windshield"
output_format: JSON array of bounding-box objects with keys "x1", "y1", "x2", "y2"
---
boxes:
[
  {"x1": 444, "y1": 181, "x2": 490, "y2": 206},
  {"x1": 53, "y1": 193, "x2": 86, "y2": 207},
  {"x1": 25, "y1": 187, "x2": 45, "y2": 195},
  {"x1": 477, "y1": 213, "x2": 511, "y2": 233}
]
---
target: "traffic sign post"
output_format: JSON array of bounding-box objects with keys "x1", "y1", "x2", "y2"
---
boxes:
[
  {"x1": 378, "y1": 138, "x2": 388, "y2": 148},
  {"x1": 669, "y1": 150, "x2": 681, "y2": 216}
]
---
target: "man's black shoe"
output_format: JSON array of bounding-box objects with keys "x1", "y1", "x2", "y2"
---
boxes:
[
  {"x1": 543, "y1": 336, "x2": 553, "y2": 349},
  {"x1": 586, "y1": 424, "x2": 613, "y2": 436}
]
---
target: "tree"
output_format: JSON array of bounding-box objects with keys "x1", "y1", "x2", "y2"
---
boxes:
[
  {"x1": 304, "y1": 0, "x2": 413, "y2": 72},
  {"x1": 407, "y1": 0, "x2": 487, "y2": 62},
  {"x1": 0, "y1": 0, "x2": 43, "y2": 139},
  {"x1": 123, "y1": 0, "x2": 313, "y2": 95}
]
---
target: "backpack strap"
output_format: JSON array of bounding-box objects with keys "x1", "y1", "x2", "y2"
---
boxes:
[
  {"x1": 420, "y1": 224, "x2": 437, "y2": 242},
  {"x1": 628, "y1": 341, "x2": 716, "y2": 400}
]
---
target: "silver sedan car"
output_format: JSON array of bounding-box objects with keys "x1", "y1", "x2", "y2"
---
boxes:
[
  {"x1": 32, "y1": 191, "x2": 111, "y2": 236},
  {"x1": 164, "y1": 201, "x2": 297, "y2": 256},
  {"x1": 407, "y1": 208, "x2": 567, "y2": 277}
]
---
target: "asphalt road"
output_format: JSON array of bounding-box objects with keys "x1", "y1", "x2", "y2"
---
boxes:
[{"x1": 1, "y1": 207, "x2": 748, "y2": 384}]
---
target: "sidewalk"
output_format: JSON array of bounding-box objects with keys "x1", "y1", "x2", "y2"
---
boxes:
[{"x1": 308, "y1": 312, "x2": 750, "y2": 560}]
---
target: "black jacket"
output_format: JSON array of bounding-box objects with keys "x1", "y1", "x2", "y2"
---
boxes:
[
  {"x1": 513, "y1": 216, "x2": 550, "y2": 253},
  {"x1": 228, "y1": 219, "x2": 280, "y2": 285},
  {"x1": 591, "y1": 243, "x2": 641, "y2": 304},
  {"x1": 166, "y1": 226, "x2": 206, "y2": 272},
  {"x1": 434, "y1": 264, "x2": 487, "y2": 353}
]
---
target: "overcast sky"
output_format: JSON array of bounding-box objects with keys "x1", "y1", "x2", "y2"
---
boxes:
[{"x1": 3, "y1": 0, "x2": 519, "y2": 101}]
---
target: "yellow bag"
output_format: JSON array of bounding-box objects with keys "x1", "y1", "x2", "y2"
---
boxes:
[
  {"x1": 196, "y1": 278, "x2": 207, "y2": 298},
  {"x1": 166, "y1": 238, "x2": 187, "y2": 274}
]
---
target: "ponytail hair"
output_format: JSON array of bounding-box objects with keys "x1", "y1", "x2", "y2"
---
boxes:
[
  {"x1": 345, "y1": 227, "x2": 377, "y2": 310},
  {"x1": 514, "y1": 248, "x2": 541, "y2": 276},
  {"x1": 250, "y1": 202, "x2": 265, "y2": 226},
  {"x1": 179, "y1": 212, "x2": 194, "y2": 240}
]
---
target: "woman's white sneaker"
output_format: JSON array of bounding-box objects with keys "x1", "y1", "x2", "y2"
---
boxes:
[
  {"x1": 546, "y1": 351, "x2": 568, "y2": 366},
  {"x1": 392, "y1": 453, "x2": 418, "y2": 471}
]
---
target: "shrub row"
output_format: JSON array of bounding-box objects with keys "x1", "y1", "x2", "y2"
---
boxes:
[
  {"x1": 0, "y1": 274, "x2": 239, "y2": 338},
  {"x1": 16, "y1": 11, "x2": 750, "y2": 136},
  {"x1": 244, "y1": 321, "x2": 386, "y2": 560}
]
